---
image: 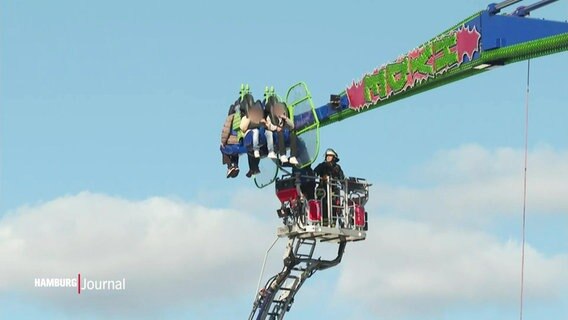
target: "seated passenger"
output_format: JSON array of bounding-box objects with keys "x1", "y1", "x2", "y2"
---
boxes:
[
  {"x1": 241, "y1": 102, "x2": 264, "y2": 158},
  {"x1": 270, "y1": 100, "x2": 298, "y2": 165},
  {"x1": 262, "y1": 102, "x2": 278, "y2": 160},
  {"x1": 220, "y1": 100, "x2": 242, "y2": 178},
  {"x1": 240, "y1": 101, "x2": 269, "y2": 177}
]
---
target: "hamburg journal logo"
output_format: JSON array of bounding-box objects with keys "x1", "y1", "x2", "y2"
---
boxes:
[{"x1": 34, "y1": 274, "x2": 126, "y2": 294}]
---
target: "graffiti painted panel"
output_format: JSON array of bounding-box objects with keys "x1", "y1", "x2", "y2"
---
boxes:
[{"x1": 346, "y1": 25, "x2": 481, "y2": 111}]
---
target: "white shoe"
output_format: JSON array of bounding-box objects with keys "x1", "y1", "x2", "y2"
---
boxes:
[
  {"x1": 289, "y1": 157, "x2": 299, "y2": 165},
  {"x1": 267, "y1": 151, "x2": 277, "y2": 159},
  {"x1": 254, "y1": 150, "x2": 260, "y2": 158},
  {"x1": 280, "y1": 155, "x2": 288, "y2": 163}
]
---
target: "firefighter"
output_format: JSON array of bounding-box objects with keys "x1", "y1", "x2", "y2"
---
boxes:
[
  {"x1": 314, "y1": 148, "x2": 344, "y2": 182},
  {"x1": 314, "y1": 148, "x2": 344, "y2": 225}
]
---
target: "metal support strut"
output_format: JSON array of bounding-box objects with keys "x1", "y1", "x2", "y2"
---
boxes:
[{"x1": 249, "y1": 237, "x2": 346, "y2": 320}]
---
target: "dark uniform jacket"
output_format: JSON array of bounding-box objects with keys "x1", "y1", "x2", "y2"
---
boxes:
[{"x1": 314, "y1": 161, "x2": 344, "y2": 181}]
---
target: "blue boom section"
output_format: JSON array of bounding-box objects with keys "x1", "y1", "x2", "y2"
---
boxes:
[{"x1": 478, "y1": 10, "x2": 568, "y2": 51}]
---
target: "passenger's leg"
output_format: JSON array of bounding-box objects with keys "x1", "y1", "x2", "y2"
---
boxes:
[
  {"x1": 278, "y1": 131, "x2": 288, "y2": 163},
  {"x1": 252, "y1": 129, "x2": 260, "y2": 158},
  {"x1": 289, "y1": 133, "x2": 298, "y2": 165},
  {"x1": 246, "y1": 153, "x2": 261, "y2": 178},
  {"x1": 222, "y1": 152, "x2": 231, "y2": 167},
  {"x1": 290, "y1": 133, "x2": 298, "y2": 156},
  {"x1": 265, "y1": 131, "x2": 276, "y2": 158},
  {"x1": 229, "y1": 154, "x2": 240, "y2": 178}
]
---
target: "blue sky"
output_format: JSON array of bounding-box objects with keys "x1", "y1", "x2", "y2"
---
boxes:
[{"x1": 1, "y1": 1, "x2": 567, "y2": 319}]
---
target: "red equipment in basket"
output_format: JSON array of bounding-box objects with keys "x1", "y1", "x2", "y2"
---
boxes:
[
  {"x1": 275, "y1": 177, "x2": 299, "y2": 204},
  {"x1": 308, "y1": 200, "x2": 321, "y2": 221},
  {"x1": 276, "y1": 187, "x2": 299, "y2": 204},
  {"x1": 354, "y1": 204, "x2": 365, "y2": 227}
]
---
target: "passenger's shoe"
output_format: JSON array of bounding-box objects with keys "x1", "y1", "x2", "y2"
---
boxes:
[
  {"x1": 289, "y1": 157, "x2": 299, "y2": 165},
  {"x1": 254, "y1": 150, "x2": 260, "y2": 158},
  {"x1": 246, "y1": 168, "x2": 261, "y2": 178},
  {"x1": 227, "y1": 164, "x2": 240, "y2": 178},
  {"x1": 229, "y1": 166, "x2": 239, "y2": 178},
  {"x1": 280, "y1": 155, "x2": 288, "y2": 163},
  {"x1": 267, "y1": 151, "x2": 277, "y2": 159}
]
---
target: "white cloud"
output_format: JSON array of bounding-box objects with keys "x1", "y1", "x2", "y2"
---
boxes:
[
  {"x1": 229, "y1": 187, "x2": 283, "y2": 221},
  {"x1": 337, "y1": 217, "x2": 568, "y2": 318},
  {"x1": 1, "y1": 145, "x2": 567, "y2": 319},
  {"x1": 335, "y1": 145, "x2": 568, "y2": 318},
  {"x1": 373, "y1": 145, "x2": 568, "y2": 224},
  {"x1": 0, "y1": 192, "x2": 277, "y2": 317}
]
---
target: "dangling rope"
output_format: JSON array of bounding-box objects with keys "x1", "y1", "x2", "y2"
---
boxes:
[{"x1": 519, "y1": 59, "x2": 530, "y2": 320}]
